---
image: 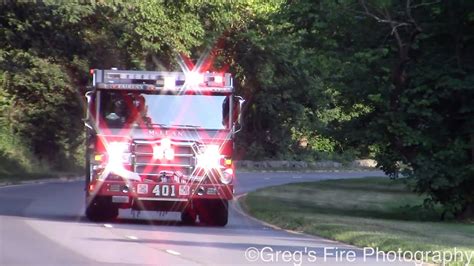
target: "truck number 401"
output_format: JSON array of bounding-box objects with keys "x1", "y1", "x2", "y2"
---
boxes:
[{"x1": 152, "y1": 185, "x2": 176, "y2": 197}]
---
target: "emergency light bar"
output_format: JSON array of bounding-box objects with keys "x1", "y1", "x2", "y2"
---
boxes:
[{"x1": 92, "y1": 69, "x2": 233, "y2": 93}]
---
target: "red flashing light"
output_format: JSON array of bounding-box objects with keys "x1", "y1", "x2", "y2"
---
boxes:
[{"x1": 153, "y1": 138, "x2": 175, "y2": 160}]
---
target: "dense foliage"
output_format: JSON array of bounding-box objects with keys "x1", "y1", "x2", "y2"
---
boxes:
[{"x1": 0, "y1": 1, "x2": 472, "y2": 218}]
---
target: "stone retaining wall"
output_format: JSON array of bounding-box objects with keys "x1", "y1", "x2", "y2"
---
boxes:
[{"x1": 235, "y1": 159, "x2": 378, "y2": 170}]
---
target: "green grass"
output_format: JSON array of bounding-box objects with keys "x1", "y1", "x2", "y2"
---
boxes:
[
  {"x1": 0, "y1": 148, "x2": 81, "y2": 182},
  {"x1": 242, "y1": 177, "x2": 474, "y2": 266},
  {"x1": 0, "y1": 125, "x2": 81, "y2": 183}
]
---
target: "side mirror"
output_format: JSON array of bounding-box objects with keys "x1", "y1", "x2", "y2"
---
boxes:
[
  {"x1": 233, "y1": 96, "x2": 245, "y2": 133},
  {"x1": 84, "y1": 91, "x2": 94, "y2": 131}
]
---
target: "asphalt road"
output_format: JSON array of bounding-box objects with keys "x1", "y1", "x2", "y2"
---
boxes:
[{"x1": 0, "y1": 171, "x2": 412, "y2": 266}]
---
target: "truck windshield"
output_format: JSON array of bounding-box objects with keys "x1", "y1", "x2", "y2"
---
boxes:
[{"x1": 98, "y1": 91, "x2": 230, "y2": 130}]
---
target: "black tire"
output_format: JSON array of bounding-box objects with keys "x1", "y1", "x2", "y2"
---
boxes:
[
  {"x1": 197, "y1": 200, "x2": 228, "y2": 226},
  {"x1": 85, "y1": 132, "x2": 95, "y2": 193},
  {"x1": 85, "y1": 152, "x2": 91, "y2": 193},
  {"x1": 181, "y1": 208, "x2": 197, "y2": 225},
  {"x1": 85, "y1": 196, "x2": 119, "y2": 222}
]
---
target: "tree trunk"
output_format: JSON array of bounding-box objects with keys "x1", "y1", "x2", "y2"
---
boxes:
[
  {"x1": 471, "y1": 133, "x2": 474, "y2": 164},
  {"x1": 456, "y1": 202, "x2": 474, "y2": 220}
]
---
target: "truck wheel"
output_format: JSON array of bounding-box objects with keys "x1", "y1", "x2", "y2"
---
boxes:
[
  {"x1": 85, "y1": 155, "x2": 91, "y2": 192},
  {"x1": 181, "y1": 208, "x2": 197, "y2": 225},
  {"x1": 85, "y1": 196, "x2": 118, "y2": 222},
  {"x1": 197, "y1": 200, "x2": 228, "y2": 226}
]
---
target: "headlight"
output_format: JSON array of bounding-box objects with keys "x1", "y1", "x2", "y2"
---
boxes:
[
  {"x1": 220, "y1": 168, "x2": 233, "y2": 184},
  {"x1": 197, "y1": 145, "x2": 221, "y2": 169},
  {"x1": 107, "y1": 142, "x2": 131, "y2": 169}
]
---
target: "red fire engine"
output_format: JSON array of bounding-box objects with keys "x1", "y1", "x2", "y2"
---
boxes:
[{"x1": 84, "y1": 69, "x2": 244, "y2": 226}]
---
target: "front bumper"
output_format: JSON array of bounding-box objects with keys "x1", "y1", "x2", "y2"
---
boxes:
[{"x1": 90, "y1": 180, "x2": 234, "y2": 203}]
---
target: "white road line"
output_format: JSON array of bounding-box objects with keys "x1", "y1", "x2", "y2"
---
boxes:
[
  {"x1": 233, "y1": 194, "x2": 363, "y2": 250},
  {"x1": 166, "y1": 249, "x2": 181, "y2": 256},
  {"x1": 0, "y1": 184, "x2": 20, "y2": 189},
  {"x1": 264, "y1": 177, "x2": 271, "y2": 180},
  {"x1": 0, "y1": 177, "x2": 83, "y2": 189},
  {"x1": 292, "y1": 176, "x2": 302, "y2": 179},
  {"x1": 0, "y1": 183, "x2": 44, "y2": 189},
  {"x1": 103, "y1": 224, "x2": 113, "y2": 228},
  {"x1": 126, "y1": 235, "x2": 138, "y2": 240}
]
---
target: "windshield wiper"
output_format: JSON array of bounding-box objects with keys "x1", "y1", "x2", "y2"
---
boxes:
[
  {"x1": 147, "y1": 123, "x2": 168, "y2": 127},
  {"x1": 170, "y1": 124, "x2": 201, "y2": 128},
  {"x1": 145, "y1": 123, "x2": 201, "y2": 129}
]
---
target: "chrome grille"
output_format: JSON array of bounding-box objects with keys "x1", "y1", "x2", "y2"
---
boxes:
[{"x1": 132, "y1": 139, "x2": 196, "y2": 177}]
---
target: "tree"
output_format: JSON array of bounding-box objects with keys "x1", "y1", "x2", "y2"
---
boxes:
[
  {"x1": 322, "y1": 0, "x2": 474, "y2": 218},
  {"x1": 0, "y1": 2, "x2": 133, "y2": 168},
  {"x1": 258, "y1": 0, "x2": 473, "y2": 218}
]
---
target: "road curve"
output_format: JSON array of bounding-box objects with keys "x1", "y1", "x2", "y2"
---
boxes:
[{"x1": 0, "y1": 171, "x2": 410, "y2": 266}]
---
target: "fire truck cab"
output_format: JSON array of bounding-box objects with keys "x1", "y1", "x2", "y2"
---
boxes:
[{"x1": 83, "y1": 69, "x2": 244, "y2": 226}]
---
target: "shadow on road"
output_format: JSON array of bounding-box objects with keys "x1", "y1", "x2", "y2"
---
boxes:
[{"x1": 0, "y1": 181, "x2": 263, "y2": 236}]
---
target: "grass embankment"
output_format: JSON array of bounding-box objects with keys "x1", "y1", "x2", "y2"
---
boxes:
[
  {"x1": 242, "y1": 177, "x2": 474, "y2": 265},
  {"x1": 0, "y1": 126, "x2": 80, "y2": 183},
  {"x1": 0, "y1": 150, "x2": 80, "y2": 183}
]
